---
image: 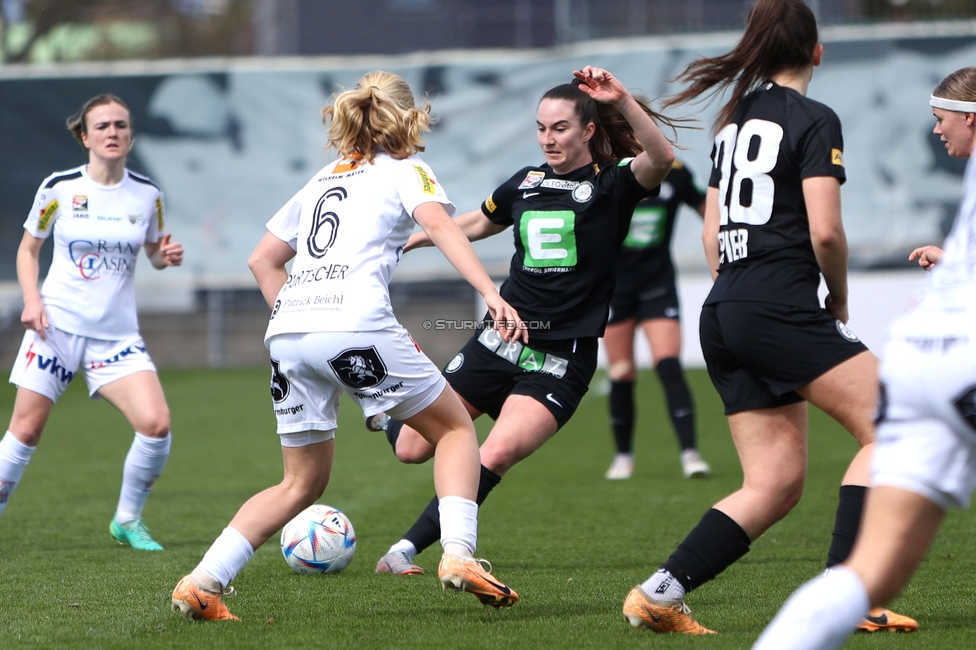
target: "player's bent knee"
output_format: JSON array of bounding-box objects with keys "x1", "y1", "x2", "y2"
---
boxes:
[{"x1": 608, "y1": 361, "x2": 636, "y2": 382}]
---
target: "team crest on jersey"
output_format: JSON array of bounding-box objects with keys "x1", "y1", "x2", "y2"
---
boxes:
[
  {"x1": 72, "y1": 196, "x2": 88, "y2": 211},
  {"x1": 835, "y1": 320, "x2": 859, "y2": 342},
  {"x1": 445, "y1": 353, "x2": 464, "y2": 373},
  {"x1": 518, "y1": 171, "x2": 545, "y2": 190},
  {"x1": 658, "y1": 181, "x2": 674, "y2": 201},
  {"x1": 270, "y1": 358, "x2": 289, "y2": 402},
  {"x1": 128, "y1": 214, "x2": 144, "y2": 225},
  {"x1": 572, "y1": 181, "x2": 594, "y2": 203},
  {"x1": 329, "y1": 347, "x2": 388, "y2": 389}
]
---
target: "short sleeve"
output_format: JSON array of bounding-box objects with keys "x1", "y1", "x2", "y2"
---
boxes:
[
  {"x1": 611, "y1": 157, "x2": 657, "y2": 206},
  {"x1": 797, "y1": 108, "x2": 846, "y2": 185},
  {"x1": 481, "y1": 168, "x2": 527, "y2": 226},
  {"x1": 266, "y1": 193, "x2": 303, "y2": 251},
  {"x1": 145, "y1": 191, "x2": 164, "y2": 244},
  {"x1": 676, "y1": 165, "x2": 706, "y2": 208},
  {"x1": 708, "y1": 140, "x2": 722, "y2": 189},
  {"x1": 23, "y1": 181, "x2": 61, "y2": 239},
  {"x1": 397, "y1": 159, "x2": 454, "y2": 220}
]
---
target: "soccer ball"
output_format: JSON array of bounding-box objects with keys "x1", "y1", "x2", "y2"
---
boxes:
[{"x1": 280, "y1": 504, "x2": 356, "y2": 574}]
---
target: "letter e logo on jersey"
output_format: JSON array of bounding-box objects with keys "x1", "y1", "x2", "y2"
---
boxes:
[
  {"x1": 308, "y1": 187, "x2": 345, "y2": 258},
  {"x1": 270, "y1": 358, "x2": 290, "y2": 403},
  {"x1": 329, "y1": 347, "x2": 388, "y2": 389}
]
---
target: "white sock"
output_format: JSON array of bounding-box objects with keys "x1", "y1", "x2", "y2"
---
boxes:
[
  {"x1": 195, "y1": 526, "x2": 255, "y2": 590},
  {"x1": 439, "y1": 495, "x2": 478, "y2": 559},
  {"x1": 114, "y1": 432, "x2": 171, "y2": 524},
  {"x1": 641, "y1": 568, "x2": 686, "y2": 601},
  {"x1": 753, "y1": 566, "x2": 869, "y2": 650},
  {"x1": 389, "y1": 539, "x2": 418, "y2": 561},
  {"x1": 0, "y1": 431, "x2": 37, "y2": 520}
]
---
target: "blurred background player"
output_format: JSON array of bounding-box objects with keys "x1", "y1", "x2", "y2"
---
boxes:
[
  {"x1": 753, "y1": 66, "x2": 976, "y2": 650},
  {"x1": 1, "y1": 94, "x2": 183, "y2": 551},
  {"x1": 370, "y1": 66, "x2": 676, "y2": 576},
  {"x1": 620, "y1": 0, "x2": 916, "y2": 634},
  {"x1": 171, "y1": 71, "x2": 524, "y2": 621},
  {"x1": 603, "y1": 159, "x2": 710, "y2": 480}
]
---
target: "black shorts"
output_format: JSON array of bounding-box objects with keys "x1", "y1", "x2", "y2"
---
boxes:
[
  {"x1": 700, "y1": 301, "x2": 869, "y2": 415},
  {"x1": 443, "y1": 329, "x2": 598, "y2": 429},
  {"x1": 608, "y1": 281, "x2": 680, "y2": 325}
]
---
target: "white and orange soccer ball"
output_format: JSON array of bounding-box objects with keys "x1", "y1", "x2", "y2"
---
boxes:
[{"x1": 280, "y1": 504, "x2": 357, "y2": 574}]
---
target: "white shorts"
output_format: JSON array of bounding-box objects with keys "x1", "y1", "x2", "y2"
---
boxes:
[
  {"x1": 8, "y1": 328, "x2": 157, "y2": 402},
  {"x1": 873, "y1": 305, "x2": 976, "y2": 510},
  {"x1": 267, "y1": 326, "x2": 446, "y2": 440}
]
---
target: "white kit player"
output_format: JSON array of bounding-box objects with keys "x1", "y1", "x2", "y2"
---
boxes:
[
  {"x1": 2, "y1": 94, "x2": 184, "y2": 550},
  {"x1": 754, "y1": 66, "x2": 976, "y2": 649},
  {"x1": 172, "y1": 71, "x2": 525, "y2": 621}
]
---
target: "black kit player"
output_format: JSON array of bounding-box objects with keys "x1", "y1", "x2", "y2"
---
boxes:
[
  {"x1": 621, "y1": 0, "x2": 916, "y2": 635},
  {"x1": 366, "y1": 66, "x2": 677, "y2": 576},
  {"x1": 603, "y1": 160, "x2": 710, "y2": 480}
]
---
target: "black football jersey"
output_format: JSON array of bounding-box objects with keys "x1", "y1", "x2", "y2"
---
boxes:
[
  {"x1": 705, "y1": 81, "x2": 846, "y2": 308},
  {"x1": 482, "y1": 159, "x2": 654, "y2": 340},
  {"x1": 615, "y1": 161, "x2": 705, "y2": 292}
]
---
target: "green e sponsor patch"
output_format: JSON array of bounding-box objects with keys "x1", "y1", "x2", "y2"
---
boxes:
[{"x1": 519, "y1": 210, "x2": 577, "y2": 268}]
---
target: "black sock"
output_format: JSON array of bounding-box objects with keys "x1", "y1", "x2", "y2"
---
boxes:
[
  {"x1": 826, "y1": 485, "x2": 867, "y2": 568},
  {"x1": 385, "y1": 419, "x2": 403, "y2": 452},
  {"x1": 661, "y1": 508, "x2": 751, "y2": 594},
  {"x1": 402, "y1": 465, "x2": 503, "y2": 554},
  {"x1": 609, "y1": 380, "x2": 635, "y2": 454},
  {"x1": 655, "y1": 356, "x2": 697, "y2": 451}
]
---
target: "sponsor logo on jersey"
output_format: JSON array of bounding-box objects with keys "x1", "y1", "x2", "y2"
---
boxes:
[
  {"x1": 308, "y1": 187, "x2": 344, "y2": 259},
  {"x1": 270, "y1": 358, "x2": 289, "y2": 402},
  {"x1": 522, "y1": 191, "x2": 539, "y2": 199},
  {"x1": 332, "y1": 158, "x2": 360, "y2": 174},
  {"x1": 414, "y1": 165, "x2": 437, "y2": 195},
  {"x1": 68, "y1": 239, "x2": 140, "y2": 280},
  {"x1": 485, "y1": 195, "x2": 497, "y2": 213},
  {"x1": 38, "y1": 199, "x2": 59, "y2": 232},
  {"x1": 24, "y1": 342, "x2": 75, "y2": 384},
  {"x1": 72, "y1": 196, "x2": 88, "y2": 211},
  {"x1": 571, "y1": 181, "x2": 594, "y2": 203},
  {"x1": 541, "y1": 179, "x2": 579, "y2": 191},
  {"x1": 128, "y1": 214, "x2": 144, "y2": 225},
  {"x1": 831, "y1": 148, "x2": 844, "y2": 167},
  {"x1": 835, "y1": 320, "x2": 859, "y2": 342},
  {"x1": 88, "y1": 343, "x2": 148, "y2": 369},
  {"x1": 329, "y1": 347, "x2": 388, "y2": 389},
  {"x1": 476, "y1": 329, "x2": 567, "y2": 378},
  {"x1": 518, "y1": 170, "x2": 545, "y2": 189},
  {"x1": 155, "y1": 197, "x2": 164, "y2": 230},
  {"x1": 445, "y1": 353, "x2": 464, "y2": 373}
]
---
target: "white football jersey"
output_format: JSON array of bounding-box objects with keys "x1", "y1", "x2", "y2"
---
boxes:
[
  {"x1": 24, "y1": 165, "x2": 164, "y2": 340},
  {"x1": 264, "y1": 153, "x2": 454, "y2": 340},
  {"x1": 932, "y1": 155, "x2": 976, "y2": 290}
]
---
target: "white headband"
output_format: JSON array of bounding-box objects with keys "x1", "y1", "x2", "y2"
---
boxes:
[{"x1": 930, "y1": 95, "x2": 976, "y2": 113}]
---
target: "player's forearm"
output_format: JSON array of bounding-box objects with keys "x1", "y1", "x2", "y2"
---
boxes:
[{"x1": 425, "y1": 219, "x2": 497, "y2": 299}]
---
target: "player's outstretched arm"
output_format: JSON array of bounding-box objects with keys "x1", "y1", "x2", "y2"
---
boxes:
[
  {"x1": 909, "y1": 245, "x2": 943, "y2": 270},
  {"x1": 414, "y1": 201, "x2": 526, "y2": 343},
  {"x1": 405, "y1": 208, "x2": 508, "y2": 252},
  {"x1": 573, "y1": 65, "x2": 674, "y2": 190},
  {"x1": 17, "y1": 230, "x2": 49, "y2": 340},
  {"x1": 249, "y1": 232, "x2": 296, "y2": 309}
]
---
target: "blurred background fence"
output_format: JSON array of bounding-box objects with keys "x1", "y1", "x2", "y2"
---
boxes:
[{"x1": 1, "y1": 0, "x2": 974, "y2": 370}]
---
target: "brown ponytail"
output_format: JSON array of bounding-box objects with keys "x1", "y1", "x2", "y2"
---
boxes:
[{"x1": 664, "y1": 0, "x2": 818, "y2": 131}]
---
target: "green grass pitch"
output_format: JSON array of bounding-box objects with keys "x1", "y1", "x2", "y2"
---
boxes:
[{"x1": 1, "y1": 368, "x2": 975, "y2": 649}]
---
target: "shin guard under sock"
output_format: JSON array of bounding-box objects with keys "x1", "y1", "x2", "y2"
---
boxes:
[
  {"x1": 826, "y1": 485, "x2": 867, "y2": 568},
  {"x1": 655, "y1": 357, "x2": 697, "y2": 451},
  {"x1": 609, "y1": 380, "x2": 635, "y2": 454},
  {"x1": 403, "y1": 465, "x2": 502, "y2": 554},
  {"x1": 661, "y1": 508, "x2": 751, "y2": 593}
]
